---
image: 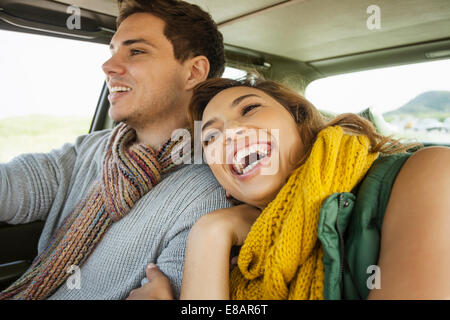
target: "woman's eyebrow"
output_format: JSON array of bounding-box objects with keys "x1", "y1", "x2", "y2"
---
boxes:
[
  {"x1": 201, "y1": 94, "x2": 261, "y2": 132},
  {"x1": 231, "y1": 94, "x2": 261, "y2": 108},
  {"x1": 201, "y1": 117, "x2": 218, "y2": 132}
]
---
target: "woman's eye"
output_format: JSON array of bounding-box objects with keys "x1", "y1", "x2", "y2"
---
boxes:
[
  {"x1": 242, "y1": 104, "x2": 260, "y2": 115},
  {"x1": 203, "y1": 134, "x2": 216, "y2": 146}
]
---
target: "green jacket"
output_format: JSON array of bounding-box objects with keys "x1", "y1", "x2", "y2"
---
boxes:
[{"x1": 317, "y1": 152, "x2": 412, "y2": 299}]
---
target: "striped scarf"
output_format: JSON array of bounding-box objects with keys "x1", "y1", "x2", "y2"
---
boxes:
[
  {"x1": 0, "y1": 123, "x2": 188, "y2": 300},
  {"x1": 230, "y1": 126, "x2": 378, "y2": 299}
]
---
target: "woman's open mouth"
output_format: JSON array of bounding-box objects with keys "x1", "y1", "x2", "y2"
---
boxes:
[{"x1": 229, "y1": 142, "x2": 272, "y2": 179}]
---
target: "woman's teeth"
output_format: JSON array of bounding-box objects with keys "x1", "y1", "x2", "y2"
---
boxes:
[{"x1": 232, "y1": 144, "x2": 270, "y2": 175}]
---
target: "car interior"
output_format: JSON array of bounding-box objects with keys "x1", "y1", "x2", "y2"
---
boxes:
[{"x1": 0, "y1": 0, "x2": 449, "y2": 292}]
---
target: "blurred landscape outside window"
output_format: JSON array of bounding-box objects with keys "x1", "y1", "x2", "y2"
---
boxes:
[
  {"x1": 305, "y1": 59, "x2": 450, "y2": 145},
  {"x1": 0, "y1": 30, "x2": 109, "y2": 163}
]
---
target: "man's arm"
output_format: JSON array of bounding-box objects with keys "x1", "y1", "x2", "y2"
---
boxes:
[{"x1": 0, "y1": 135, "x2": 86, "y2": 225}]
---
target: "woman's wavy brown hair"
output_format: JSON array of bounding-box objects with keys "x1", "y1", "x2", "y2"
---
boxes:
[{"x1": 188, "y1": 76, "x2": 421, "y2": 166}]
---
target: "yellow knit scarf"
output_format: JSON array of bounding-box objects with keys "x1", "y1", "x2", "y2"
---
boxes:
[{"x1": 230, "y1": 126, "x2": 379, "y2": 299}]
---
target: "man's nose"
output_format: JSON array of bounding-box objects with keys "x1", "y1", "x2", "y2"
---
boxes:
[{"x1": 101, "y1": 54, "x2": 126, "y2": 77}]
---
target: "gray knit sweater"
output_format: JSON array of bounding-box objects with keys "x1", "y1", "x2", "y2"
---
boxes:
[{"x1": 0, "y1": 129, "x2": 230, "y2": 299}]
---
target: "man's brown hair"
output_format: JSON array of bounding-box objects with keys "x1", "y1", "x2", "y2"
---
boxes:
[{"x1": 117, "y1": 0, "x2": 225, "y2": 78}]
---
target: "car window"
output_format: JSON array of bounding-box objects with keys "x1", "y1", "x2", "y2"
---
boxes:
[
  {"x1": 0, "y1": 29, "x2": 110, "y2": 163},
  {"x1": 223, "y1": 66, "x2": 247, "y2": 79},
  {"x1": 305, "y1": 59, "x2": 450, "y2": 144},
  {"x1": 0, "y1": 29, "x2": 249, "y2": 163}
]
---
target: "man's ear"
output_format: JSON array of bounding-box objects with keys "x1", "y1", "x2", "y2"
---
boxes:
[{"x1": 184, "y1": 55, "x2": 210, "y2": 90}]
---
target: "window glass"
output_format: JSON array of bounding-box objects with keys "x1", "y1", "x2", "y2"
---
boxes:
[
  {"x1": 305, "y1": 59, "x2": 450, "y2": 144},
  {"x1": 0, "y1": 30, "x2": 110, "y2": 163},
  {"x1": 223, "y1": 66, "x2": 247, "y2": 79}
]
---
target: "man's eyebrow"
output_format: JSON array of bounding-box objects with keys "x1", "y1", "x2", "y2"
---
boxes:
[
  {"x1": 231, "y1": 94, "x2": 261, "y2": 108},
  {"x1": 201, "y1": 117, "x2": 218, "y2": 132},
  {"x1": 109, "y1": 38, "x2": 156, "y2": 50}
]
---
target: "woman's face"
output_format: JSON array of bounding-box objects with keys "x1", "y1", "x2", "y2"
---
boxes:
[{"x1": 201, "y1": 86, "x2": 304, "y2": 209}]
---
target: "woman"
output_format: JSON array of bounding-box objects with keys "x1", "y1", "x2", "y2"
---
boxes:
[{"x1": 127, "y1": 77, "x2": 450, "y2": 300}]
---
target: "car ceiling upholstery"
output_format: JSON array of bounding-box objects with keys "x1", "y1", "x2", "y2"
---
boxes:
[{"x1": 56, "y1": 0, "x2": 450, "y2": 62}]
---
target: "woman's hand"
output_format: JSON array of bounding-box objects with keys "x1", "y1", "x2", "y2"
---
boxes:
[{"x1": 126, "y1": 264, "x2": 174, "y2": 300}]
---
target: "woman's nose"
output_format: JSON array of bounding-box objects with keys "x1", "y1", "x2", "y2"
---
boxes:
[{"x1": 225, "y1": 127, "x2": 246, "y2": 144}]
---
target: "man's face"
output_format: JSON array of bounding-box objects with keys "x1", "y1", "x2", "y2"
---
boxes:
[{"x1": 103, "y1": 13, "x2": 187, "y2": 130}]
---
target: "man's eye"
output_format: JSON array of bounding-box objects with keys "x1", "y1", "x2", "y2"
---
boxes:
[
  {"x1": 203, "y1": 134, "x2": 216, "y2": 146},
  {"x1": 242, "y1": 104, "x2": 261, "y2": 115},
  {"x1": 131, "y1": 49, "x2": 144, "y2": 56}
]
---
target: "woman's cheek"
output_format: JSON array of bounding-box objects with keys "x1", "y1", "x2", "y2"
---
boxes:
[
  {"x1": 204, "y1": 144, "x2": 224, "y2": 166},
  {"x1": 210, "y1": 164, "x2": 229, "y2": 188}
]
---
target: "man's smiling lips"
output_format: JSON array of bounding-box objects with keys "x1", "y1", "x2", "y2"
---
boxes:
[{"x1": 108, "y1": 83, "x2": 133, "y2": 103}]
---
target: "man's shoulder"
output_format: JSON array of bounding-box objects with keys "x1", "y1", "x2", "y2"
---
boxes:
[
  {"x1": 75, "y1": 128, "x2": 112, "y2": 148},
  {"x1": 172, "y1": 163, "x2": 218, "y2": 184},
  {"x1": 72, "y1": 128, "x2": 112, "y2": 156},
  {"x1": 161, "y1": 163, "x2": 225, "y2": 199},
  {"x1": 159, "y1": 164, "x2": 231, "y2": 222}
]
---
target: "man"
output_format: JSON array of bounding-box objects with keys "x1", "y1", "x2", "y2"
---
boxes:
[{"x1": 0, "y1": 0, "x2": 230, "y2": 300}]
